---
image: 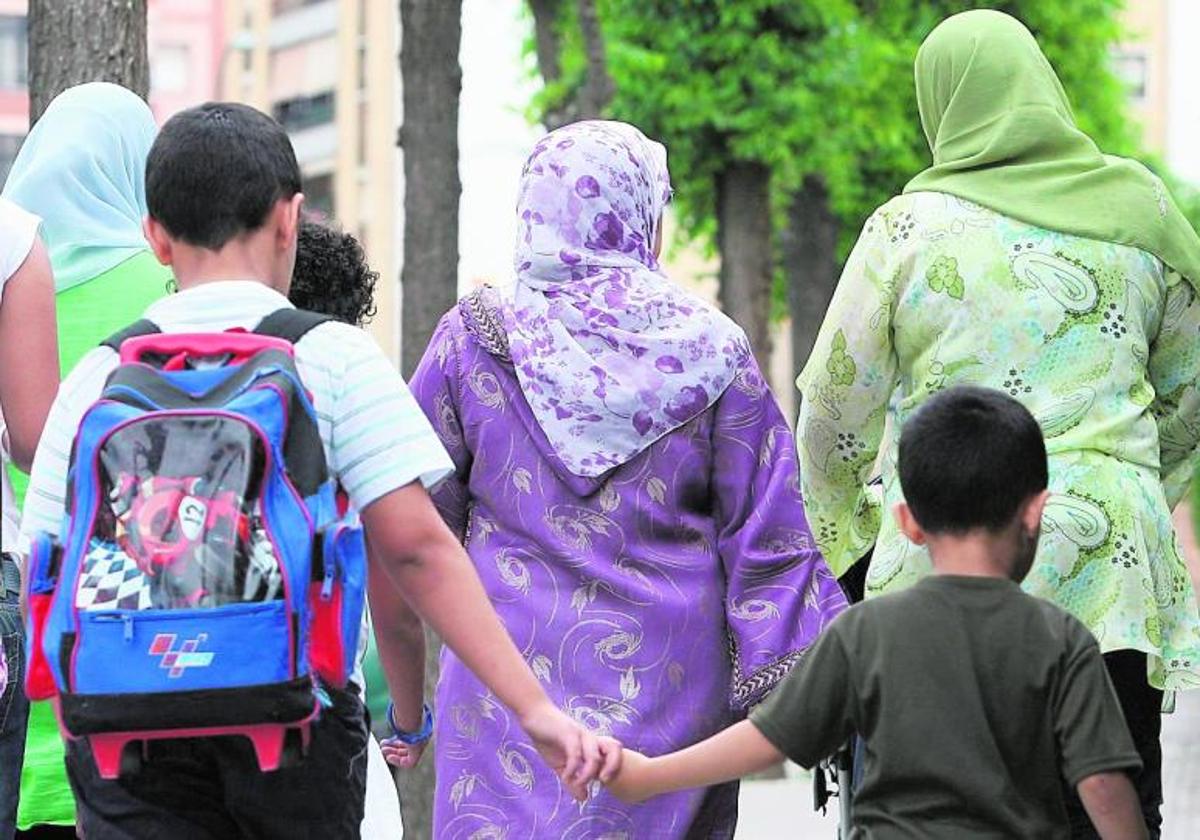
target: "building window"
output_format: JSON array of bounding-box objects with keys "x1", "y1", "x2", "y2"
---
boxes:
[
  {"x1": 1112, "y1": 49, "x2": 1148, "y2": 103},
  {"x1": 357, "y1": 98, "x2": 368, "y2": 167},
  {"x1": 0, "y1": 16, "x2": 28, "y2": 89},
  {"x1": 152, "y1": 44, "x2": 191, "y2": 94},
  {"x1": 304, "y1": 172, "x2": 334, "y2": 218},
  {"x1": 0, "y1": 134, "x2": 23, "y2": 183},
  {"x1": 272, "y1": 0, "x2": 326, "y2": 13},
  {"x1": 273, "y1": 90, "x2": 335, "y2": 133}
]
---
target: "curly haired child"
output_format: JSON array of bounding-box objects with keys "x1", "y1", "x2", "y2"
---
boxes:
[{"x1": 290, "y1": 219, "x2": 379, "y2": 327}]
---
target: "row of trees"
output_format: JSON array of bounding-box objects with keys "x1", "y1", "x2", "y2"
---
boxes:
[{"x1": 523, "y1": 0, "x2": 1156, "y2": 375}]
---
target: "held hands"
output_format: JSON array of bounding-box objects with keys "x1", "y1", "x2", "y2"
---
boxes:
[
  {"x1": 382, "y1": 698, "x2": 624, "y2": 802},
  {"x1": 519, "y1": 701, "x2": 622, "y2": 801},
  {"x1": 381, "y1": 701, "x2": 432, "y2": 769}
]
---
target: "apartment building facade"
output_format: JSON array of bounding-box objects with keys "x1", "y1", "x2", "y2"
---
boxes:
[
  {"x1": 219, "y1": 0, "x2": 401, "y2": 357},
  {"x1": 0, "y1": 0, "x2": 400, "y2": 357}
]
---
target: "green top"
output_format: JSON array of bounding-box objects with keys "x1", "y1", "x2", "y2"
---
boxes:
[
  {"x1": 797, "y1": 192, "x2": 1200, "y2": 691},
  {"x1": 905, "y1": 10, "x2": 1200, "y2": 286},
  {"x1": 751, "y1": 575, "x2": 1141, "y2": 839},
  {"x1": 8, "y1": 251, "x2": 169, "y2": 507},
  {"x1": 14, "y1": 250, "x2": 170, "y2": 830}
]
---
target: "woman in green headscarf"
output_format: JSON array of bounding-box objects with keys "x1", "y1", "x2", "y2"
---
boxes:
[
  {"x1": 2, "y1": 82, "x2": 170, "y2": 837},
  {"x1": 797, "y1": 10, "x2": 1200, "y2": 837}
]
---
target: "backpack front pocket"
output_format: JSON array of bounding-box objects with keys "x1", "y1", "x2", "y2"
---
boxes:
[{"x1": 71, "y1": 600, "x2": 291, "y2": 694}]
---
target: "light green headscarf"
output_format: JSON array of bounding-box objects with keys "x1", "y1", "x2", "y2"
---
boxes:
[
  {"x1": 2, "y1": 82, "x2": 157, "y2": 292},
  {"x1": 905, "y1": 9, "x2": 1200, "y2": 285}
]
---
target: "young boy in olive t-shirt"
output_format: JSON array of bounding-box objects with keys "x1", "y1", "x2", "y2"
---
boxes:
[{"x1": 605, "y1": 387, "x2": 1147, "y2": 840}]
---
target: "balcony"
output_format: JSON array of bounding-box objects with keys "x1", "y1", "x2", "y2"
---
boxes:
[
  {"x1": 268, "y1": 0, "x2": 336, "y2": 50},
  {"x1": 289, "y1": 122, "x2": 337, "y2": 167}
]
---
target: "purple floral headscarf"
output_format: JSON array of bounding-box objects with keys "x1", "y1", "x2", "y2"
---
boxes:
[{"x1": 506, "y1": 120, "x2": 748, "y2": 476}]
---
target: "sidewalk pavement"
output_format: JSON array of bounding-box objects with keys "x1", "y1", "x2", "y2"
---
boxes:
[
  {"x1": 1162, "y1": 688, "x2": 1200, "y2": 838},
  {"x1": 736, "y1": 772, "x2": 838, "y2": 839}
]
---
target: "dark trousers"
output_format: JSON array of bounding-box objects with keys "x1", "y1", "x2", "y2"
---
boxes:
[
  {"x1": 1065, "y1": 650, "x2": 1163, "y2": 839},
  {"x1": 64, "y1": 685, "x2": 368, "y2": 840},
  {"x1": 1, "y1": 554, "x2": 29, "y2": 840}
]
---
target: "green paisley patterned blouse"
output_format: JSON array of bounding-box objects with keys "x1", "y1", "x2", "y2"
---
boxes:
[{"x1": 798, "y1": 191, "x2": 1200, "y2": 691}]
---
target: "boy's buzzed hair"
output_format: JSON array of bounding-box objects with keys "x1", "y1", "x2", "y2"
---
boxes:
[
  {"x1": 146, "y1": 102, "x2": 301, "y2": 249},
  {"x1": 291, "y1": 220, "x2": 378, "y2": 327},
  {"x1": 898, "y1": 385, "x2": 1048, "y2": 534}
]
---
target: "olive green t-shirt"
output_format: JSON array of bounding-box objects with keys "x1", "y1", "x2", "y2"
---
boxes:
[{"x1": 750, "y1": 575, "x2": 1141, "y2": 839}]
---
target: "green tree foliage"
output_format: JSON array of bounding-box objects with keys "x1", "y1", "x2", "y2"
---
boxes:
[
  {"x1": 528, "y1": 0, "x2": 1200, "y2": 256},
  {"x1": 552, "y1": 0, "x2": 1145, "y2": 249}
]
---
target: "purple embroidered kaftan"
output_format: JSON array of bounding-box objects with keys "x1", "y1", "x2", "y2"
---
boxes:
[{"x1": 411, "y1": 294, "x2": 847, "y2": 839}]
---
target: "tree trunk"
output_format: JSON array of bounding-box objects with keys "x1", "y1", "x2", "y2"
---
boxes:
[
  {"x1": 527, "y1": 0, "x2": 571, "y2": 129},
  {"x1": 399, "y1": 0, "x2": 462, "y2": 377},
  {"x1": 783, "y1": 175, "x2": 840, "y2": 418},
  {"x1": 717, "y1": 161, "x2": 773, "y2": 372},
  {"x1": 393, "y1": 626, "x2": 442, "y2": 840},
  {"x1": 27, "y1": 0, "x2": 149, "y2": 126},
  {"x1": 397, "y1": 2, "x2": 462, "y2": 837},
  {"x1": 574, "y1": 0, "x2": 613, "y2": 119},
  {"x1": 527, "y1": 0, "x2": 612, "y2": 130},
  {"x1": 527, "y1": 0, "x2": 566, "y2": 124}
]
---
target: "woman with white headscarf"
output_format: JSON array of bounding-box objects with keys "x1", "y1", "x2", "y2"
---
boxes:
[{"x1": 3, "y1": 81, "x2": 168, "y2": 837}]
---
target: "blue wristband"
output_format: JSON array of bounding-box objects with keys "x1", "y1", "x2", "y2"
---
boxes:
[{"x1": 386, "y1": 702, "x2": 434, "y2": 745}]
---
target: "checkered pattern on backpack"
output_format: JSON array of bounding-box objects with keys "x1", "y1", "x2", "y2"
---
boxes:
[{"x1": 76, "y1": 539, "x2": 152, "y2": 611}]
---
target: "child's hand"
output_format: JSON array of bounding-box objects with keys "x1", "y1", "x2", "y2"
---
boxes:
[
  {"x1": 605, "y1": 748, "x2": 655, "y2": 803},
  {"x1": 380, "y1": 736, "x2": 428, "y2": 769},
  {"x1": 520, "y1": 701, "x2": 620, "y2": 801},
  {"x1": 596, "y1": 736, "x2": 624, "y2": 783}
]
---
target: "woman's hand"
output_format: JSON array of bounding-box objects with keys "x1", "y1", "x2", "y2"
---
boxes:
[
  {"x1": 380, "y1": 736, "x2": 428, "y2": 769},
  {"x1": 519, "y1": 701, "x2": 622, "y2": 801}
]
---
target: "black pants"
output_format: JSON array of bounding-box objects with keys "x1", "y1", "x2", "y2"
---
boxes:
[
  {"x1": 1, "y1": 554, "x2": 29, "y2": 840},
  {"x1": 1064, "y1": 650, "x2": 1163, "y2": 839},
  {"x1": 64, "y1": 685, "x2": 368, "y2": 840}
]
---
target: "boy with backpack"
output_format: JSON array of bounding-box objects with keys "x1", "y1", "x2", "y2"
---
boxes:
[
  {"x1": 605, "y1": 386, "x2": 1147, "y2": 839},
  {"x1": 18, "y1": 103, "x2": 616, "y2": 838}
]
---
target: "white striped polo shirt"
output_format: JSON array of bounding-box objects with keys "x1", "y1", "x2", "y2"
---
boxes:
[{"x1": 19, "y1": 280, "x2": 453, "y2": 687}]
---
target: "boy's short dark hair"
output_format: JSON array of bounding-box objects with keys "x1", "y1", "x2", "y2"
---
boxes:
[
  {"x1": 146, "y1": 102, "x2": 301, "y2": 249},
  {"x1": 290, "y1": 219, "x2": 378, "y2": 327},
  {"x1": 898, "y1": 386, "x2": 1048, "y2": 534}
]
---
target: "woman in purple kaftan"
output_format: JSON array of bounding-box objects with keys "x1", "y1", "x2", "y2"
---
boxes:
[{"x1": 410, "y1": 121, "x2": 846, "y2": 839}]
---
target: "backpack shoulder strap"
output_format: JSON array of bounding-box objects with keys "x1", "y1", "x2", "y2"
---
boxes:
[
  {"x1": 253, "y1": 308, "x2": 335, "y2": 345},
  {"x1": 100, "y1": 319, "x2": 160, "y2": 353}
]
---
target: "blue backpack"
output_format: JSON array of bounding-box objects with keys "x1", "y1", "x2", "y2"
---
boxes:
[{"x1": 25, "y1": 310, "x2": 366, "y2": 778}]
